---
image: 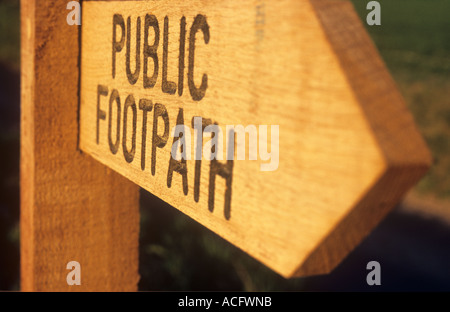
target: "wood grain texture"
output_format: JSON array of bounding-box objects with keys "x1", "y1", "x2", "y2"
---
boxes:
[
  {"x1": 80, "y1": 0, "x2": 431, "y2": 277},
  {"x1": 21, "y1": 0, "x2": 140, "y2": 291}
]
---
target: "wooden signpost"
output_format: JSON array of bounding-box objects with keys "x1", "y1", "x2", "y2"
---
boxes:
[{"x1": 22, "y1": 0, "x2": 431, "y2": 291}]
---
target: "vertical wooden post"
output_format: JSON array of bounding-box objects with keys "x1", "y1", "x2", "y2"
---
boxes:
[{"x1": 20, "y1": 0, "x2": 140, "y2": 291}]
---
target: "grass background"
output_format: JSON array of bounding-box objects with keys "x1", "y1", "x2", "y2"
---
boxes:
[
  {"x1": 0, "y1": 0, "x2": 448, "y2": 291},
  {"x1": 351, "y1": 0, "x2": 450, "y2": 198},
  {"x1": 0, "y1": 0, "x2": 20, "y2": 71}
]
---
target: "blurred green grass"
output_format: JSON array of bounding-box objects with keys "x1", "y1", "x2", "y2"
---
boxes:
[
  {"x1": 351, "y1": 0, "x2": 450, "y2": 198},
  {"x1": 0, "y1": 0, "x2": 20, "y2": 291},
  {"x1": 0, "y1": 0, "x2": 19, "y2": 70}
]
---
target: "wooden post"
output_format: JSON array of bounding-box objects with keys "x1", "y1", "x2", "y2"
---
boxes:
[{"x1": 20, "y1": 0, "x2": 140, "y2": 291}]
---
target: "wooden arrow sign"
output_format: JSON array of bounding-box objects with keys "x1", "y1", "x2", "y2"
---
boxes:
[{"x1": 80, "y1": 0, "x2": 431, "y2": 277}]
